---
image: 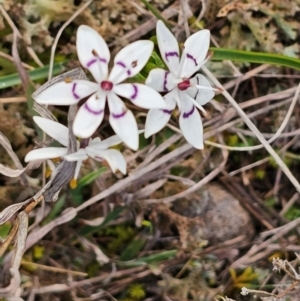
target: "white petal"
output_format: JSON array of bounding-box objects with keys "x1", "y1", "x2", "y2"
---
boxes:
[
  {"x1": 145, "y1": 68, "x2": 177, "y2": 92},
  {"x1": 189, "y1": 74, "x2": 215, "y2": 106},
  {"x1": 179, "y1": 94, "x2": 203, "y2": 149},
  {"x1": 109, "y1": 40, "x2": 154, "y2": 84},
  {"x1": 107, "y1": 93, "x2": 138, "y2": 150},
  {"x1": 64, "y1": 149, "x2": 88, "y2": 161},
  {"x1": 90, "y1": 135, "x2": 123, "y2": 150},
  {"x1": 86, "y1": 148, "x2": 127, "y2": 174},
  {"x1": 144, "y1": 90, "x2": 177, "y2": 138},
  {"x1": 172, "y1": 88, "x2": 182, "y2": 111},
  {"x1": 179, "y1": 90, "x2": 205, "y2": 114},
  {"x1": 179, "y1": 29, "x2": 210, "y2": 78},
  {"x1": 89, "y1": 137, "x2": 102, "y2": 145},
  {"x1": 76, "y1": 25, "x2": 110, "y2": 82},
  {"x1": 73, "y1": 93, "x2": 106, "y2": 139},
  {"x1": 24, "y1": 147, "x2": 68, "y2": 162},
  {"x1": 145, "y1": 109, "x2": 171, "y2": 138},
  {"x1": 156, "y1": 20, "x2": 180, "y2": 77},
  {"x1": 33, "y1": 80, "x2": 99, "y2": 105},
  {"x1": 33, "y1": 116, "x2": 69, "y2": 147},
  {"x1": 74, "y1": 160, "x2": 83, "y2": 180},
  {"x1": 114, "y1": 83, "x2": 166, "y2": 109}
]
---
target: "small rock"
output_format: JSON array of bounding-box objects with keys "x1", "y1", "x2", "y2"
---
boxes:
[{"x1": 171, "y1": 184, "x2": 255, "y2": 245}]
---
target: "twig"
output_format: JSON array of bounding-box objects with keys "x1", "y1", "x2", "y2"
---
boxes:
[
  {"x1": 229, "y1": 123, "x2": 300, "y2": 176},
  {"x1": 0, "y1": 97, "x2": 27, "y2": 103},
  {"x1": 279, "y1": 193, "x2": 299, "y2": 217},
  {"x1": 179, "y1": 0, "x2": 190, "y2": 37},
  {"x1": 194, "y1": 0, "x2": 207, "y2": 24},
  {"x1": 204, "y1": 84, "x2": 299, "y2": 151},
  {"x1": 143, "y1": 138, "x2": 228, "y2": 204},
  {"x1": 223, "y1": 64, "x2": 270, "y2": 90},
  {"x1": 126, "y1": 0, "x2": 153, "y2": 17},
  {"x1": 48, "y1": 0, "x2": 94, "y2": 80},
  {"x1": 21, "y1": 260, "x2": 88, "y2": 277},
  {"x1": 202, "y1": 65, "x2": 300, "y2": 193}
]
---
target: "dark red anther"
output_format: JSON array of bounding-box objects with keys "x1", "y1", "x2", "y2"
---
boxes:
[
  {"x1": 101, "y1": 80, "x2": 113, "y2": 91},
  {"x1": 177, "y1": 79, "x2": 190, "y2": 91}
]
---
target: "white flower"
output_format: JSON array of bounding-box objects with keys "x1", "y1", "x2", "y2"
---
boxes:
[
  {"x1": 145, "y1": 20, "x2": 216, "y2": 149},
  {"x1": 25, "y1": 117, "x2": 127, "y2": 181},
  {"x1": 33, "y1": 25, "x2": 166, "y2": 151}
]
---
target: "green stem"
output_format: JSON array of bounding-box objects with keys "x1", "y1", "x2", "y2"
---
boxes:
[
  {"x1": 0, "y1": 62, "x2": 66, "y2": 90},
  {"x1": 211, "y1": 48, "x2": 300, "y2": 71},
  {"x1": 138, "y1": 0, "x2": 170, "y2": 26}
]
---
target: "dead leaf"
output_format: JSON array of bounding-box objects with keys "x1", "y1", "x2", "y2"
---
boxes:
[
  {"x1": 79, "y1": 236, "x2": 110, "y2": 264},
  {"x1": 0, "y1": 164, "x2": 26, "y2": 177},
  {"x1": 0, "y1": 212, "x2": 28, "y2": 297},
  {"x1": 80, "y1": 217, "x2": 105, "y2": 226},
  {"x1": 0, "y1": 202, "x2": 29, "y2": 225},
  {"x1": 0, "y1": 132, "x2": 24, "y2": 170}
]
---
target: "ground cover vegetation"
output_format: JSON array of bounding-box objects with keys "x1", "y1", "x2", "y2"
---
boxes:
[{"x1": 1, "y1": 0, "x2": 300, "y2": 300}]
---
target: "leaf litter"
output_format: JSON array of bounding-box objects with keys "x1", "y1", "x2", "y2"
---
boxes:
[{"x1": 1, "y1": 0, "x2": 300, "y2": 300}]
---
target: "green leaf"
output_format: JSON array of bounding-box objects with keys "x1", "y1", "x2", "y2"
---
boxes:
[
  {"x1": 79, "y1": 207, "x2": 126, "y2": 236},
  {"x1": 70, "y1": 167, "x2": 106, "y2": 206},
  {"x1": 118, "y1": 250, "x2": 177, "y2": 266},
  {"x1": 120, "y1": 231, "x2": 148, "y2": 261},
  {"x1": 138, "y1": 0, "x2": 170, "y2": 25},
  {"x1": 150, "y1": 51, "x2": 166, "y2": 69},
  {"x1": 76, "y1": 167, "x2": 107, "y2": 189},
  {"x1": 0, "y1": 62, "x2": 67, "y2": 89},
  {"x1": 140, "y1": 62, "x2": 158, "y2": 77},
  {"x1": 43, "y1": 194, "x2": 66, "y2": 224},
  {"x1": 0, "y1": 222, "x2": 12, "y2": 238},
  {"x1": 284, "y1": 206, "x2": 300, "y2": 221},
  {"x1": 211, "y1": 48, "x2": 300, "y2": 71}
]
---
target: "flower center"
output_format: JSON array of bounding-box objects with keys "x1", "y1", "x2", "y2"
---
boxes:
[
  {"x1": 100, "y1": 80, "x2": 113, "y2": 91},
  {"x1": 177, "y1": 79, "x2": 190, "y2": 91}
]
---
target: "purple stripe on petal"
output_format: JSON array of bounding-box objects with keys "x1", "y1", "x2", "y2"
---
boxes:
[
  {"x1": 183, "y1": 105, "x2": 195, "y2": 118},
  {"x1": 131, "y1": 84, "x2": 138, "y2": 100},
  {"x1": 99, "y1": 58, "x2": 107, "y2": 63},
  {"x1": 84, "y1": 103, "x2": 104, "y2": 115},
  {"x1": 72, "y1": 83, "x2": 80, "y2": 99},
  {"x1": 162, "y1": 109, "x2": 172, "y2": 114},
  {"x1": 165, "y1": 51, "x2": 179, "y2": 62},
  {"x1": 112, "y1": 109, "x2": 127, "y2": 119},
  {"x1": 186, "y1": 53, "x2": 198, "y2": 66},
  {"x1": 117, "y1": 61, "x2": 126, "y2": 68},
  {"x1": 87, "y1": 57, "x2": 107, "y2": 68},
  {"x1": 117, "y1": 61, "x2": 131, "y2": 76},
  {"x1": 163, "y1": 71, "x2": 170, "y2": 91},
  {"x1": 86, "y1": 58, "x2": 97, "y2": 67}
]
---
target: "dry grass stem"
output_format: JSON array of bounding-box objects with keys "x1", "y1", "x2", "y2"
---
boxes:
[
  {"x1": 203, "y1": 66, "x2": 300, "y2": 193},
  {"x1": 0, "y1": 51, "x2": 35, "y2": 70},
  {"x1": 48, "y1": 0, "x2": 94, "y2": 80},
  {"x1": 0, "y1": 97, "x2": 27, "y2": 103},
  {"x1": 21, "y1": 260, "x2": 88, "y2": 277},
  {"x1": 205, "y1": 83, "x2": 298, "y2": 150}
]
